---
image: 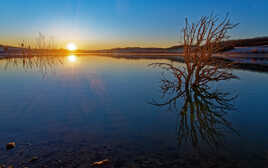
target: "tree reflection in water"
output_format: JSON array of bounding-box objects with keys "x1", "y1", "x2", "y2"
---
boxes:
[
  {"x1": 151, "y1": 74, "x2": 239, "y2": 150},
  {"x1": 1, "y1": 55, "x2": 64, "y2": 77}
]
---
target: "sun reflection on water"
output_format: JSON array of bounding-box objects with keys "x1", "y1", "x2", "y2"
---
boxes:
[{"x1": 67, "y1": 55, "x2": 77, "y2": 63}]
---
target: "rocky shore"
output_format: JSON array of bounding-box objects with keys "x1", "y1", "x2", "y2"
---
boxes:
[{"x1": 1, "y1": 141, "x2": 268, "y2": 168}]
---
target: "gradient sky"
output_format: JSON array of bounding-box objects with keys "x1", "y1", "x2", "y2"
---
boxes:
[{"x1": 0, "y1": 0, "x2": 268, "y2": 49}]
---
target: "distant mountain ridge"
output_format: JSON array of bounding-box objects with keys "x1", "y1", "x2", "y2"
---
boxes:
[{"x1": 91, "y1": 37, "x2": 268, "y2": 53}]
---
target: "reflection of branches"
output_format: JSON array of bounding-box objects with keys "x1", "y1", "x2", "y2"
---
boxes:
[
  {"x1": 179, "y1": 87, "x2": 238, "y2": 149},
  {"x1": 3, "y1": 55, "x2": 63, "y2": 77},
  {"x1": 151, "y1": 80, "x2": 238, "y2": 149}
]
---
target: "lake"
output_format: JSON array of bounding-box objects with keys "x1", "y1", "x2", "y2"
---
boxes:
[{"x1": 0, "y1": 55, "x2": 268, "y2": 167}]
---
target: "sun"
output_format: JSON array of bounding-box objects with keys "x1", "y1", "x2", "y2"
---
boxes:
[{"x1": 66, "y1": 42, "x2": 77, "y2": 51}]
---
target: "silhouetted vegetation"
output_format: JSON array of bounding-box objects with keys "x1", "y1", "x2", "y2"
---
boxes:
[
  {"x1": 151, "y1": 14, "x2": 238, "y2": 90},
  {"x1": 151, "y1": 14, "x2": 239, "y2": 149},
  {"x1": 0, "y1": 34, "x2": 67, "y2": 76}
]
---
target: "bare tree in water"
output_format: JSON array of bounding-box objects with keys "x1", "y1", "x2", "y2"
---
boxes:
[
  {"x1": 150, "y1": 14, "x2": 239, "y2": 149},
  {"x1": 151, "y1": 14, "x2": 239, "y2": 91}
]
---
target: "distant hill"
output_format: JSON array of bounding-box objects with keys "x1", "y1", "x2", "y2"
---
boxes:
[
  {"x1": 96, "y1": 47, "x2": 180, "y2": 53},
  {"x1": 0, "y1": 45, "x2": 22, "y2": 53},
  {"x1": 86, "y1": 46, "x2": 184, "y2": 54},
  {"x1": 166, "y1": 37, "x2": 268, "y2": 49},
  {"x1": 223, "y1": 37, "x2": 268, "y2": 47},
  {"x1": 88, "y1": 37, "x2": 268, "y2": 53}
]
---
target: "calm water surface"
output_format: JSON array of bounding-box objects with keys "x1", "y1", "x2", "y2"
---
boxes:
[{"x1": 0, "y1": 55, "x2": 268, "y2": 167}]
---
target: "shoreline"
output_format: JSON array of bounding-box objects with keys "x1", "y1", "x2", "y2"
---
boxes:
[{"x1": 1, "y1": 52, "x2": 268, "y2": 73}]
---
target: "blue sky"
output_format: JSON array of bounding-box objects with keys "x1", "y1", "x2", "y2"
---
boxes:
[{"x1": 0, "y1": 0, "x2": 268, "y2": 49}]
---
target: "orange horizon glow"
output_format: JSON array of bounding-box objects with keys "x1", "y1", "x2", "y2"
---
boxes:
[{"x1": 0, "y1": 38, "x2": 176, "y2": 51}]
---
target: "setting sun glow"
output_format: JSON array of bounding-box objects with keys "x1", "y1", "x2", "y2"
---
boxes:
[
  {"x1": 67, "y1": 42, "x2": 77, "y2": 51},
  {"x1": 67, "y1": 55, "x2": 77, "y2": 62}
]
